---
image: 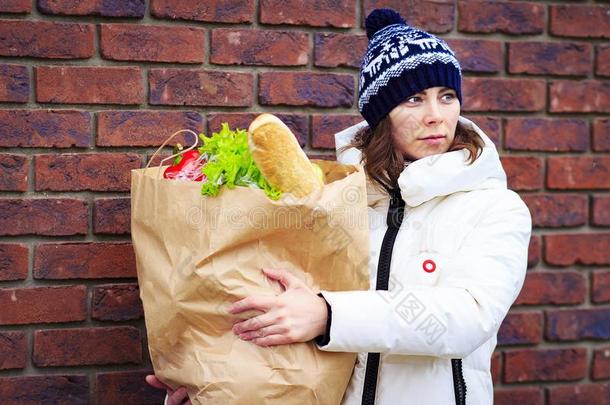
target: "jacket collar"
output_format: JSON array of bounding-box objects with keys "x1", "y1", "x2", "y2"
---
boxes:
[{"x1": 334, "y1": 116, "x2": 507, "y2": 208}]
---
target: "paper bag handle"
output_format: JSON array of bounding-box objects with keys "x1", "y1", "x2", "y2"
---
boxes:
[{"x1": 146, "y1": 129, "x2": 200, "y2": 169}]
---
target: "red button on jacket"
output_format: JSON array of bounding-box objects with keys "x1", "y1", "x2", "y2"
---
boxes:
[{"x1": 422, "y1": 259, "x2": 436, "y2": 273}]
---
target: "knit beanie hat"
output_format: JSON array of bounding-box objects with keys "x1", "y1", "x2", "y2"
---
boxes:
[{"x1": 358, "y1": 8, "x2": 462, "y2": 129}]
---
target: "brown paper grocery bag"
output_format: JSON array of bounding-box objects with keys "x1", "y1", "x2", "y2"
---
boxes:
[{"x1": 130, "y1": 138, "x2": 370, "y2": 404}]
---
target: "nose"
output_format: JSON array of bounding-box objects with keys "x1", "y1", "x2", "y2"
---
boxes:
[{"x1": 423, "y1": 99, "x2": 444, "y2": 126}]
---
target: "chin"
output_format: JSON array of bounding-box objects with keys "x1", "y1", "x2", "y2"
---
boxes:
[{"x1": 409, "y1": 147, "x2": 449, "y2": 161}]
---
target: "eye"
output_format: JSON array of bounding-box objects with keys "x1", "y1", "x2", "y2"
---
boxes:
[
  {"x1": 405, "y1": 96, "x2": 422, "y2": 104},
  {"x1": 441, "y1": 93, "x2": 456, "y2": 102}
]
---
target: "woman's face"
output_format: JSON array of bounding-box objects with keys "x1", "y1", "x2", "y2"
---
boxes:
[{"x1": 388, "y1": 86, "x2": 460, "y2": 161}]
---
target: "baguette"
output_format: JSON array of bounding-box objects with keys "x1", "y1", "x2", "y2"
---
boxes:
[{"x1": 248, "y1": 114, "x2": 323, "y2": 198}]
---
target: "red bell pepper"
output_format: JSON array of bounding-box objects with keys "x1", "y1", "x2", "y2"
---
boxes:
[{"x1": 163, "y1": 148, "x2": 207, "y2": 182}]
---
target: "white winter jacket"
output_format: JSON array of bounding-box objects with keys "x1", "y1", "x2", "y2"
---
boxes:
[{"x1": 316, "y1": 116, "x2": 532, "y2": 405}]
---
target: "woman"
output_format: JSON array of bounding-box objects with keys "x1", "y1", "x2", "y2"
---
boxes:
[{"x1": 149, "y1": 8, "x2": 531, "y2": 405}]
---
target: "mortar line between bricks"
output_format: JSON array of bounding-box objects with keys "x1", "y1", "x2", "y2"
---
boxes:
[
  {"x1": 306, "y1": 112, "x2": 312, "y2": 149},
  {"x1": 588, "y1": 116, "x2": 594, "y2": 155},
  {"x1": 253, "y1": 65, "x2": 260, "y2": 112},
  {"x1": 26, "y1": 148, "x2": 35, "y2": 195},
  {"x1": 0, "y1": 228, "x2": 133, "y2": 239},
  {"x1": 499, "y1": 340, "x2": 610, "y2": 350},
  {"x1": 25, "y1": 326, "x2": 32, "y2": 377},
  {"x1": 142, "y1": 66, "x2": 150, "y2": 111},
  {"x1": 26, "y1": 228, "x2": 34, "y2": 282},
  {"x1": 451, "y1": 0, "x2": 458, "y2": 39},
  {"x1": 253, "y1": 0, "x2": 261, "y2": 33},
  {"x1": 86, "y1": 282, "x2": 95, "y2": 405},
  {"x1": 0, "y1": 278, "x2": 139, "y2": 290},
  {"x1": 3, "y1": 95, "x2": 608, "y2": 116},
  {"x1": 86, "y1": 191, "x2": 94, "y2": 242},
  {"x1": 7, "y1": 52, "x2": 359, "y2": 72},
  {"x1": 0, "y1": 358, "x2": 152, "y2": 377}
]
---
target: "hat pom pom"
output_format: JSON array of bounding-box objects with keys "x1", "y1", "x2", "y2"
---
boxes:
[{"x1": 365, "y1": 8, "x2": 406, "y2": 40}]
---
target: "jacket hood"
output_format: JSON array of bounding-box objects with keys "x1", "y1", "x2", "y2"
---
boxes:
[{"x1": 334, "y1": 116, "x2": 507, "y2": 208}]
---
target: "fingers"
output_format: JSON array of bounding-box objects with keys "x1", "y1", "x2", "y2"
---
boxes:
[
  {"x1": 232, "y1": 310, "x2": 277, "y2": 334},
  {"x1": 251, "y1": 333, "x2": 294, "y2": 347},
  {"x1": 145, "y1": 375, "x2": 171, "y2": 391},
  {"x1": 167, "y1": 387, "x2": 190, "y2": 405},
  {"x1": 227, "y1": 294, "x2": 276, "y2": 314},
  {"x1": 237, "y1": 324, "x2": 286, "y2": 341},
  {"x1": 262, "y1": 268, "x2": 301, "y2": 290}
]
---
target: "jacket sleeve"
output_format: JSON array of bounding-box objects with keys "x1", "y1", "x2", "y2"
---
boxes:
[
  {"x1": 314, "y1": 293, "x2": 332, "y2": 346},
  {"x1": 316, "y1": 191, "x2": 531, "y2": 359}
]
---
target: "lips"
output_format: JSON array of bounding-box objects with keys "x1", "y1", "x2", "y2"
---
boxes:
[{"x1": 420, "y1": 134, "x2": 445, "y2": 140}]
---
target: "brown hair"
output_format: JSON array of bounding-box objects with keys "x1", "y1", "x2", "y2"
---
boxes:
[{"x1": 339, "y1": 118, "x2": 485, "y2": 194}]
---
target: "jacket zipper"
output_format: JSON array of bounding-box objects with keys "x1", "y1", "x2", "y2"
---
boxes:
[
  {"x1": 362, "y1": 191, "x2": 467, "y2": 405},
  {"x1": 451, "y1": 358, "x2": 467, "y2": 405},
  {"x1": 361, "y1": 190, "x2": 405, "y2": 405}
]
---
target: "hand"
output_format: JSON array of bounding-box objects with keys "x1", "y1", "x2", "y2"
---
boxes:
[
  {"x1": 145, "y1": 375, "x2": 191, "y2": 405},
  {"x1": 228, "y1": 268, "x2": 328, "y2": 346}
]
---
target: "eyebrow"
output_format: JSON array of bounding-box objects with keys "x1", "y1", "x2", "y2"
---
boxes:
[{"x1": 416, "y1": 87, "x2": 453, "y2": 95}]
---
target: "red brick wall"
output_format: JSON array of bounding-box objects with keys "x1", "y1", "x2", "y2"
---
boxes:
[{"x1": 0, "y1": 0, "x2": 609, "y2": 404}]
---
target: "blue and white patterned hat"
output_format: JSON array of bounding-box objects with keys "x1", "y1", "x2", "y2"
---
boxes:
[{"x1": 358, "y1": 9, "x2": 462, "y2": 129}]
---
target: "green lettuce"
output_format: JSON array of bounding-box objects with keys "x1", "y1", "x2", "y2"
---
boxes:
[{"x1": 198, "y1": 123, "x2": 282, "y2": 200}]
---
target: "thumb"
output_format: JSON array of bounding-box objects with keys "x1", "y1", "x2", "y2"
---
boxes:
[
  {"x1": 145, "y1": 375, "x2": 169, "y2": 390},
  {"x1": 262, "y1": 268, "x2": 300, "y2": 290}
]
